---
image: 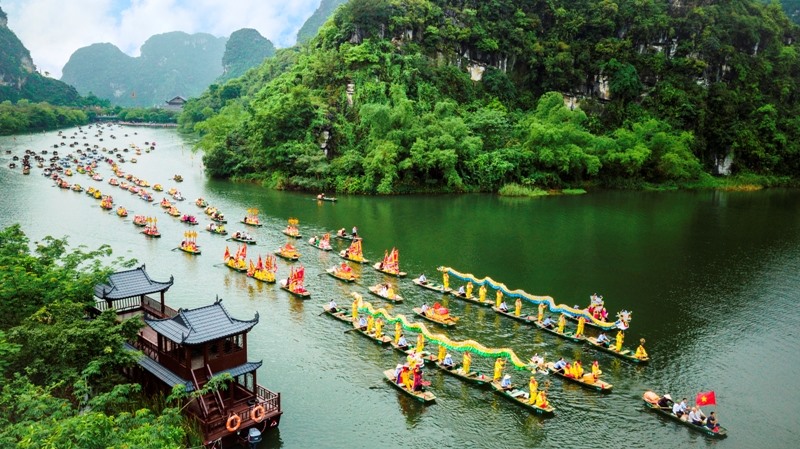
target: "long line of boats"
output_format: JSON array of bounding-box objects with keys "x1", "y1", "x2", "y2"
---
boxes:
[{"x1": 7, "y1": 127, "x2": 725, "y2": 439}]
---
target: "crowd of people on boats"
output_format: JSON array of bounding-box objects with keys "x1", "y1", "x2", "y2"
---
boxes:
[{"x1": 655, "y1": 395, "x2": 720, "y2": 430}]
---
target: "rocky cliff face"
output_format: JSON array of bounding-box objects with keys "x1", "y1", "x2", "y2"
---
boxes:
[
  {"x1": 220, "y1": 28, "x2": 275, "y2": 81},
  {"x1": 0, "y1": 6, "x2": 82, "y2": 105},
  {"x1": 297, "y1": 0, "x2": 349, "y2": 43}
]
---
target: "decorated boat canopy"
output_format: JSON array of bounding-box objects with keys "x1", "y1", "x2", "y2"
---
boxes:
[{"x1": 438, "y1": 266, "x2": 631, "y2": 331}]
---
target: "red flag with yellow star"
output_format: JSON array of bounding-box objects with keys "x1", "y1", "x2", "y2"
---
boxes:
[{"x1": 696, "y1": 391, "x2": 717, "y2": 406}]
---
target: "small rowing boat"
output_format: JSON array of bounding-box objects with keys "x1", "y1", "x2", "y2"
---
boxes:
[
  {"x1": 383, "y1": 369, "x2": 436, "y2": 404},
  {"x1": 241, "y1": 208, "x2": 262, "y2": 226},
  {"x1": 279, "y1": 265, "x2": 310, "y2": 298},
  {"x1": 451, "y1": 289, "x2": 491, "y2": 307},
  {"x1": 411, "y1": 278, "x2": 451, "y2": 294},
  {"x1": 586, "y1": 336, "x2": 649, "y2": 364},
  {"x1": 339, "y1": 238, "x2": 369, "y2": 264},
  {"x1": 282, "y1": 218, "x2": 301, "y2": 238},
  {"x1": 334, "y1": 229, "x2": 358, "y2": 241},
  {"x1": 533, "y1": 318, "x2": 586, "y2": 343},
  {"x1": 373, "y1": 248, "x2": 406, "y2": 277},
  {"x1": 231, "y1": 231, "x2": 256, "y2": 244},
  {"x1": 492, "y1": 306, "x2": 535, "y2": 323},
  {"x1": 435, "y1": 362, "x2": 491, "y2": 386},
  {"x1": 326, "y1": 266, "x2": 357, "y2": 283},
  {"x1": 412, "y1": 306, "x2": 458, "y2": 327},
  {"x1": 247, "y1": 255, "x2": 277, "y2": 283},
  {"x1": 490, "y1": 380, "x2": 555, "y2": 417},
  {"x1": 206, "y1": 223, "x2": 227, "y2": 235},
  {"x1": 275, "y1": 243, "x2": 300, "y2": 261},
  {"x1": 308, "y1": 235, "x2": 333, "y2": 251},
  {"x1": 368, "y1": 283, "x2": 403, "y2": 302},
  {"x1": 315, "y1": 194, "x2": 337, "y2": 202},
  {"x1": 642, "y1": 391, "x2": 727, "y2": 438},
  {"x1": 545, "y1": 362, "x2": 612, "y2": 393}
]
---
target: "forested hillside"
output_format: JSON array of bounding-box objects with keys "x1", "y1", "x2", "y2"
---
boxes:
[
  {"x1": 296, "y1": 0, "x2": 349, "y2": 44},
  {"x1": 61, "y1": 32, "x2": 228, "y2": 108},
  {"x1": 219, "y1": 28, "x2": 276, "y2": 81},
  {"x1": 183, "y1": 0, "x2": 800, "y2": 194},
  {"x1": 0, "y1": 6, "x2": 83, "y2": 106}
]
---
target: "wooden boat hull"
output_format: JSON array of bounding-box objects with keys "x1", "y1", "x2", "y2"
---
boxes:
[
  {"x1": 642, "y1": 392, "x2": 727, "y2": 438},
  {"x1": 334, "y1": 233, "x2": 356, "y2": 241},
  {"x1": 449, "y1": 290, "x2": 490, "y2": 306},
  {"x1": 210, "y1": 217, "x2": 227, "y2": 224},
  {"x1": 533, "y1": 320, "x2": 586, "y2": 343},
  {"x1": 248, "y1": 272, "x2": 276, "y2": 283},
  {"x1": 308, "y1": 241, "x2": 332, "y2": 251},
  {"x1": 279, "y1": 280, "x2": 310, "y2": 299},
  {"x1": 490, "y1": 381, "x2": 555, "y2": 417},
  {"x1": 368, "y1": 285, "x2": 403, "y2": 302},
  {"x1": 322, "y1": 305, "x2": 353, "y2": 323},
  {"x1": 241, "y1": 220, "x2": 262, "y2": 227},
  {"x1": 492, "y1": 306, "x2": 535, "y2": 323},
  {"x1": 225, "y1": 262, "x2": 248, "y2": 273},
  {"x1": 435, "y1": 363, "x2": 491, "y2": 386},
  {"x1": 275, "y1": 251, "x2": 300, "y2": 261},
  {"x1": 179, "y1": 247, "x2": 201, "y2": 255},
  {"x1": 411, "y1": 278, "x2": 451, "y2": 294},
  {"x1": 282, "y1": 230, "x2": 302, "y2": 239},
  {"x1": 412, "y1": 307, "x2": 457, "y2": 327},
  {"x1": 338, "y1": 251, "x2": 369, "y2": 264},
  {"x1": 207, "y1": 229, "x2": 228, "y2": 236},
  {"x1": 383, "y1": 369, "x2": 436, "y2": 403},
  {"x1": 326, "y1": 268, "x2": 357, "y2": 283},
  {"x1": 141, "y1": 232, "x2": 161, "y2": 238},
  {"x1": 317, "y1": 197, "x2": 337, "y2": 202},
  {"x1": 231, "y1": 237, "x2": 257, "y2": 245},
  {"x1": 372, "y1": 263, "x2": 407, "y2": 277},
  {"x1": 545, "y1": 362, "x2": 612, "y2": 392},
  {"x1": 586, "y1": 337, "x2": 649, "y2": 364}
]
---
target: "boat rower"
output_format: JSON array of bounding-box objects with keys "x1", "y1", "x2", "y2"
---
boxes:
[
  {"x1": 552, "y1": 357, "x2": 567, "y2": 373},
  {"x1": 417, "y1": 273, "x2": 427, "y2": 284},
  {"x1": 657, "y1": 393, "x2": 673, "y2": 409},
  {"x1": 457, "y1": 285, "x2": 466, "y2": 296},
  {"x1": 542, "y1": 316, "x2": 555, "y2": 329},
  {"x1": 357, "y1": 315, "x2": 367, "y2": 330},
  {"x1": 397, "y1": 334, "x2": 409, "y2": 349},
  {"x1": 499, "y1": 300, "x2": 509, "y2": 313},
  {"x1": 500, "y1": 374, "x2": 512, "y2": 390},
  {"x1": 328, "y1": 299, "x2": 337, "y2": 313},
  {"x1": 596, "y1": 332, "x2": 611, "y2": 347},
  {"x1": 442, "y1": 353, "x2": 454, "y2": 369}
]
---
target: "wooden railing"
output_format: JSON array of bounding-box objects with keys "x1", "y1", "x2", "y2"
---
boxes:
[
  {"x1": 92, "y1": 295, "x2": 178, "y2": 318},
  {"x1": 193, "y1": 384, "x2": 281, "y2": 443}
]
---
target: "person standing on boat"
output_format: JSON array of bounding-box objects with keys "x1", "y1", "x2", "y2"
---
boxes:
[
  {"x1": 493, "y1": 358, "x2": 506, "y2": 381},
  {"x1": 495, "y1": 289, "x2": 503, "y2": 308},
  {"x1": 375, "y1": 318, "x2": 384, "y2": 338},
  {"x1": 635, "y1": 338, "x2": 648, "y2": 359},
  {"x1": 351, "y1": 297, "x2": 360, "y2": 321},
  {"x1": 514, "y1": 298, "x2": 522, "y2": 316},
  {"x1": 535, "y1": 390, "x2": 549, "y2": 408},
  {"x1": 576, "y1": 316, "x2": 586, "y2": 337},
  {"x1": 351, "y1": 226, "x2": 358, "y2": 237},
  {"x1": 615, "y1": 331, "x2": 625, "y2": 352},
  {"x1": 478, "y1": 284, "x2": 487, "y2": 302},
  {"x1": 528, "y1": 376, "x2": 538, "y2": 404},
  {"x1": 442, "y1": 272, "x2": 449, "y2": 290},
  {"x1": 537, "y1": 303, "x2": 546, "y2": 322},
  {"x1": 591, "y1": 360, "x2": 602, "y2": 378},
  {"x1": 557, "y1": 314, "x2": 566, "y2": 334},
  {"x1": 461, "y1": 352, "x2": 472, "y2": 374},
  {"x1": 466, "y1": 282, "x2": 473, "y2": 298}
]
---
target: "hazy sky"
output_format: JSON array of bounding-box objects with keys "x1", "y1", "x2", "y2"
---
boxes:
[{"x1": 2, "y1": 0, "x2": 321, "y2": 78}]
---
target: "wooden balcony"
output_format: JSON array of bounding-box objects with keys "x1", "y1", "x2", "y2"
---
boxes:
[
  {"x1": 189, "y1": 383, "x2": 282, "y2": 444},
  {"x1": 92, "y1": 294, "x2": 178, "y2": 319}
]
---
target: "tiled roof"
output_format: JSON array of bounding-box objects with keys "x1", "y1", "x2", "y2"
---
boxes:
[
  {"x1": 94, "y1": 264, "x2": 173, "y2": 300},
  {"x1": 124, "y1": 343, "x2": 193, "y2": 391},
  {"x1": 144, "y1": 298, "x2": 258, "y2": 344},
  {"x1": 125, "y1": 344, "x2": 262, "y2": 392}
]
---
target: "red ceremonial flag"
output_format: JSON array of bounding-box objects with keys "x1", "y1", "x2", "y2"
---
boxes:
[
  {"x1": 696, "y1": 391, "x2": 717, "y2": 406},
  {"x1": 223, "y1": 246, "x2": 230, "y2": 261}
]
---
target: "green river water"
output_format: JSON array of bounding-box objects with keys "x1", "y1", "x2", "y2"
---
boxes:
[{"x1": 1, "y1": 125, "x2": 799, "y2": 448}]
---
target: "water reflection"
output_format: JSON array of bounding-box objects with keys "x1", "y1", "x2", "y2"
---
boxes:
[{"x1": 394, "y1": 390, "x2": 428, "y2": 427}]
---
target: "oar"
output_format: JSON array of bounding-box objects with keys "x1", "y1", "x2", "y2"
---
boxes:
[
  {"x1": 170, "y1": 247, "x2": 179, "y2": 251},
  {"x1": 344, "y1": 327, "x2": 363, "y2": 334}
]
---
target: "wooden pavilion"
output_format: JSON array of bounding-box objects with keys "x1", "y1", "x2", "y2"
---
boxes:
[{"x1": 94, "y1": 265, "x2": 281, "y2": 447}]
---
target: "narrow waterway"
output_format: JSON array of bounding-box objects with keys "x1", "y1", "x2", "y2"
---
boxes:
[{"x1": 1, "y1": 126, "x2": 799, "y2": 448}]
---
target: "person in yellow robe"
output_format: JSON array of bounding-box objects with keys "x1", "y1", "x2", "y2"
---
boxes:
[
  {"x1": 462, "y1": 352, "x2": 472, "y2": 374},
  {"x1": 557, "y1": 314, "x2": 566, "y2": 334},
  {"x1": 615, "y1": 331, "x2": 625, "y2": 352},
  {"x1": 478, "y1": 284, "x2": 487, "y2": 302},
  {"x1": 576, "y1": 316, "x2": 586, "y2": 337},
  {"x1": 394, "y1": 321, "x2": 402, "y2": 344},
  {"x1": 493, "y1": 358, "x2": 505, "y2": 381},
  {"x1": 495, "y1": 290, "x2": 503, "y2": 308},
  {"x1": 528, "y1": 376, "x2": 539, "y2": 404},
  {"x1": 351, "y1": 298, "x2": 359, "y2": 321},
  {"x1": 635, "y1": 338, "x2": 648, "y2": 359},
  {"x1": 591, "y1": 360, "x2": 602, "y2": 377},
  {"x1": 535, "y1": 390, "x2": 549, "y2": 408},
  {"x1": 366, "y1": 315, "x2": 374, "y2": 334},
  {"x1": 466, "y1": 282, "x2": 474, "y2": 298},
  {"x1": 537, "y1": 303, "x2": 546, "y2": 322},
  {"x1": 416, "y1": 333, "x2": 425, "y2": 353},
  {"x1": 374, "y1": 318, "x2": 383, "y2": 338},
  {"x1": 514, "y1": 298, "x2": 522, "y2": 317},
  {"x1": 442, "y1": 272, "x2": 449, "y2": 290},
  {"x1": 573, "y1": 360, "x2": 583, "y2": 379}
]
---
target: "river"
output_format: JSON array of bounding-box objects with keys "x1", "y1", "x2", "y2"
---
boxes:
[{"x1": 1, "y1": 125, "x2": 799, "y2": 449}]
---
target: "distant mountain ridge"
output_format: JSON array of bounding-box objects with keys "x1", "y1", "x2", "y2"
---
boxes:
[
  {"x1": 0, "y1": 6, "x2": 82, "y2": 105},
  {"x1": 296, "y1": 0, "x2": 348, "y2": 44},
  {"x1": 61, "y1": 28, "x2": 276, "y2": 107}
]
